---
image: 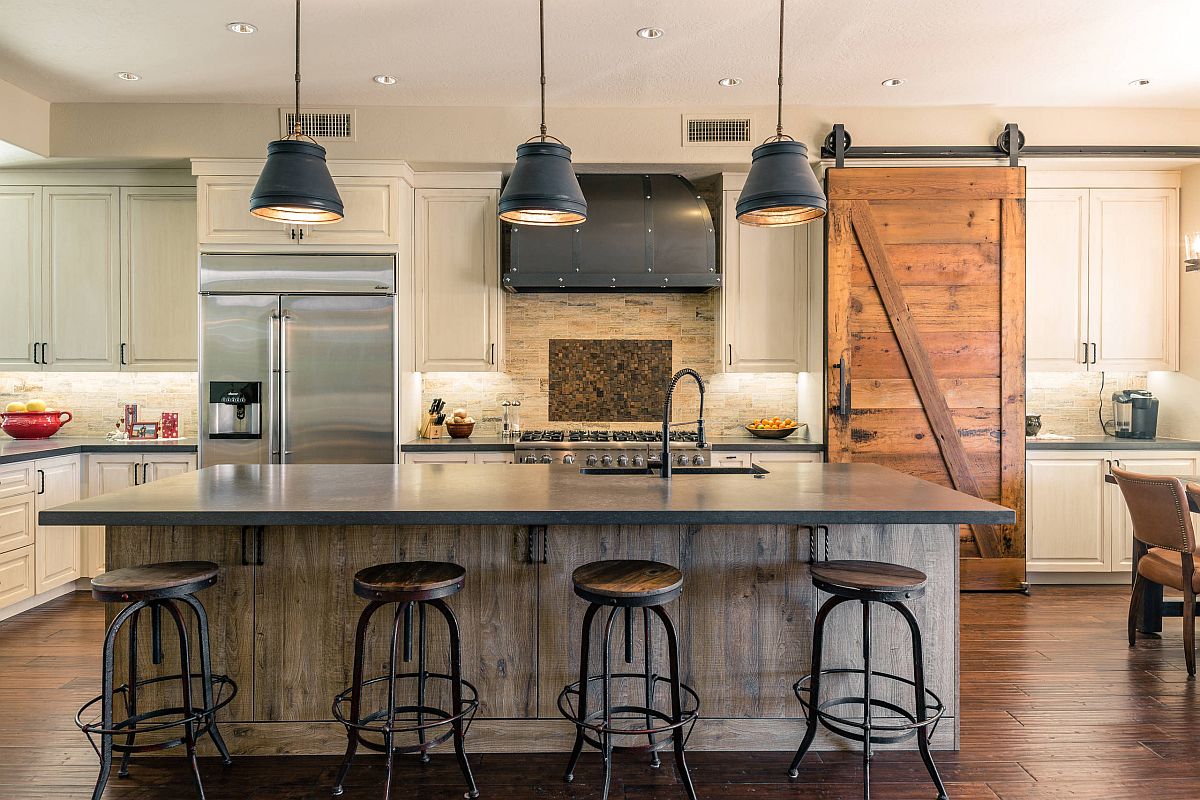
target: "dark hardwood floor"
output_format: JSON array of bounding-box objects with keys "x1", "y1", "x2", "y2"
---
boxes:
[{"x1": 2, "y1": 587, "x2": 1197, "y2": 799}]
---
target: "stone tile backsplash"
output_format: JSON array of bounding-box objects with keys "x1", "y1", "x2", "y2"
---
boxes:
[
  {"x1": 0, "y1": 372, "x2": 198, "y2": 437},
  {"x1": 1026, "y1": 371, "x2": 1148, "y2": 436}
]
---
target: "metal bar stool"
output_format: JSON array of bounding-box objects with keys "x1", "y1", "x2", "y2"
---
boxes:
[
  {"x1": 76, "y1": 561, "x2": 236, "y2": 800},
  {"x1": 788, "y1": 560, "x2": 946, "y2": 800},
  {"x1": 558, "y1": 559, "x2": 699, "y2": 800},
  {"x1": 332, "y1": 561, "x2": 479, "y2": 800}
]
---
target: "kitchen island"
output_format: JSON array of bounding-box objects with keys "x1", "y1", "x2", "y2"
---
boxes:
[{"x1": 42, "y1": 462, "x2": 1012, "y2": 755}]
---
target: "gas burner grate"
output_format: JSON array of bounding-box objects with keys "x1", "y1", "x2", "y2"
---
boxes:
[
  {"x1": 568, "y1": 430, "x2": 611, "y2": 443},
  {"x1": 519, "y1": 430, "x2": 565, "y2": 442}
]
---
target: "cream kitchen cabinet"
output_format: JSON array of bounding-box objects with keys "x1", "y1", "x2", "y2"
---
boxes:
[
  {"x1": 402, "y1": 452, "x2": 476, "y2": 465},
  {"x1": 0, "y1": 187, "x2": 41, "y2": 368},
  {"x1": 748, "y1": 451, "x2": 823, "y2": 464},
  {"x1": 0, "y1": 546, "x2": 35, "y2": 611},
  {"x1": 120, "y1": 187, "x2": 198, "y2": 370},
  {"x1": 1027, "y1": 185, "x2": 1179, "y2": 373},
  {"x1": 473, "y1": 452, "x2": 516, "y2": 465},
  {"x1": 197, "y1": 175, "x2": 399, "y2": 246},
  {"x1": 717, "y1": 187, "x2": 813, "y2": 373},
  {"x1": 84, "y1": 452, "x2": 197, "y2": 576},
  {"x1": 33, "y1": 455, "x2": 80, "y2": 593},
  {"x1": 1026, "y1": 449, "x2": 1200, "y2": 578},
  {"x1": 414, "y1": 188, "x2": 502, "y2": 372}
]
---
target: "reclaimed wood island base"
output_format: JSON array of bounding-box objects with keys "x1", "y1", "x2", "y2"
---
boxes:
[{"x1": 42, "y1": 463, "x2": 1014, "y2": 755}]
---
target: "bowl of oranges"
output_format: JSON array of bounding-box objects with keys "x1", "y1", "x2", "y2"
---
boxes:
[{"x1": 745, "y1": 416, "x2": 800, "y2": 439}]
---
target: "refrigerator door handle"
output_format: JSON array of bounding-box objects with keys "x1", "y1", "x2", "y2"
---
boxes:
[
  {"x1": 268, "y1": 312, "x2": 282, "y2": 463},
  {"x1": 279, "y1": 312, "x2": 292, "y2": 463}
]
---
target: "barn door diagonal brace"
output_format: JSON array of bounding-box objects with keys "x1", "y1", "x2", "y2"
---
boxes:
[{"x1": 846, "y1": 199, "x2": 1004, "y2": 559}]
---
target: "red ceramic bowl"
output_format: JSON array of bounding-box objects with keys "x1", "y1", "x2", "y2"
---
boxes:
[{"x1": 1, "y1": 410, "x2": 73, "y2": 439}]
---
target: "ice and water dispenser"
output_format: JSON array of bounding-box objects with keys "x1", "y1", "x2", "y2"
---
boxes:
[{"x1": 207, "y1": 382, "x2": 262, "y2": 439}]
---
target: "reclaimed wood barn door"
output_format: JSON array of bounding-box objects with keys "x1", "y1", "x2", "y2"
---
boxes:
[{"x1": 825, "y1": 167, "x2": 1026, "y2": 589}]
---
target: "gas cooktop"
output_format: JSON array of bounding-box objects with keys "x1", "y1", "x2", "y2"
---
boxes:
[{"x1": 518, "y1": 429, "x2": 699, "y2": 446}]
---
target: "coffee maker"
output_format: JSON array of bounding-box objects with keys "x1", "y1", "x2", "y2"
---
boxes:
[{"x1": 1111, "y1": 389, "x2": 1159, "y2": 440}]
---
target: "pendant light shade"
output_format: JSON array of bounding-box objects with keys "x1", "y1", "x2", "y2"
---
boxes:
[
  {"x1": 499, "y1": 141, "x2": 587, "y2": 226},
  {"x1": 736, "y1": 0, "x2": 826, "y2": 227},
  {"x1": 249, "y1": 0, "x2": 343, "y2": 225},
  {"x1": 250, "y1": 139, "x2": 344, "y2": 224},
  {"x1": 498, "y1": 0, "x2": 586, "y2": 226},
  {"x1": 736, "y1": 140, "x2": 826, "y2": 226}
]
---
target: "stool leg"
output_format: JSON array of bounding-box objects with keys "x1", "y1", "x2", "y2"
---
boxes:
[
  {"x1": 643, "y1": 606, "x2": 660, "y2": 769},
  {"x1": 91, "y1": 601, "x2": 142, "y2": 800},
  {"x1": 161, "y1": 599, "x2": 205, "y2": 800},
  {"x1": 600, "y1": 606, "x2": 620, "y2": 800},
  {"x1": 652, "y1": 605, "x2": 697, "y2": 800},
  {"x1": 430, "y1": 597, "x2": 480, "y2": 799},
  {"x1": 861, "y1": 600, "x2": 872, "y2": 800},
  {"x1": 179, "y1": 594, "x2": 232, "y2": 766},
  {"x1": 382, "y1": 602, "x2": 406, "y2": 800},
  {"x1": 333, "y1": 600, "x2": 384, "y2": 797},
  {"x1": 564, "y1": 602, "x2": 600, "y2": 783},
  {"x1": 889, "y1": 601, "x2": 948, "y2": 800},
  {"x1": 117, "y1": 608, "x2": 140, "y2": 778},
  {"x1": 789, "y1": 595, "x2": 846, "y2": 778},
  {"x1": 416, "y1": 601, "x2": 431, "y2": 763}
]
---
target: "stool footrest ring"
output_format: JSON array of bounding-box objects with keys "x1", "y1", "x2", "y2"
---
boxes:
[
  {"x1": 557, "y1": 672, "x2": 699, "y2": 751},
  {"x1": 793, "y1": 668, "x2": 945, "y2": 746},
  {"x1": 332, "y1": 671, "x2": 479, "y2": 756}
]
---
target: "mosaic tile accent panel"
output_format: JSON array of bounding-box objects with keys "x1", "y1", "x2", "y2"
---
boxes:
[{"x1": 548, "y1": 339, "x2": 671, "y2": 422}]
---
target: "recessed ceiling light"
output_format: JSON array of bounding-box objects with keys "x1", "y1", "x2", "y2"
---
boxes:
[
  {"x1": 1129, "y1": 78, "x2": 1151, "y2": 87},
  {"x1": 373, "y1": 74, "x2": 398, "y2": 86},
  {"x1": 881, "y1": 78, "x2": 905, "y2": 87},
  {"x1": 718, "y1": 77, "x2": 742, "y2": 87},
  {"x1": 226, "y1": 22, "x2": 257, "y2": 34},
  {"x1": 636, "y1": 27, "x2": 664, "y2": 39},
  {"x1": 114, "y1": 72, "x2": 141, "y2": 81}
]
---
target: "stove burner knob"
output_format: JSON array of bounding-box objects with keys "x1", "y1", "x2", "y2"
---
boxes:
[
  {"x1": 586, "y1": 454, "x2": 599, "y2": 467},
  {"x1": 540, "y1": 454, "x2": 553, "y2": 464},
  {"x1": 601, "y1": 454, "x2": 613, "y2": 467},
  {"x1": 691, "y1": 454, "x2": 705, "y2": 466},
  {"x1": 616, "y1": 454, "x2": 630, "y2": 467},
  {"x1": 563, "y1": 454, "x2": 576, "y2": 465},
  {"x1": 676, "y1": 454, "x2": 689, "y2": 466},
  {"x1": 521, "y1": 455, "x2": 537, "y2": 464},
  {"x1": 633, "y1": 454, "x2": 646, "y2": 468}
]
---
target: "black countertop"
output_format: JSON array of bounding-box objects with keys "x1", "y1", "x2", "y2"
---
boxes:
[
  {"x1": 401, "y1": 434, "x2": 825, "y2": 453},
  {"x1": 40, "y1": 462, "x2": 1012, "y2": 527},
  {"x1": 1026, "y1": 436, "x2": 1200, "y2": 451},
  {"x1": 0, "y1": 437, "x2": 198, "y2": 465}
]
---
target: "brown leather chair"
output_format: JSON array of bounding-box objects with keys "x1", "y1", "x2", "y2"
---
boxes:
[{"x1": 1111, "y1": 466, "x2": 1198, "y2": 677}]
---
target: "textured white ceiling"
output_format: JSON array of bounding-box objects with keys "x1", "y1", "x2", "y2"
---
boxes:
[{"x1": 0, "y1": 0, "x2": 1197, "y2": 108}]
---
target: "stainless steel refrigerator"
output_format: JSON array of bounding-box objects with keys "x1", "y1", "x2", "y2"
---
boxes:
[{"x1": 199, "y1": 254, "x2": 396, "y2": 467}]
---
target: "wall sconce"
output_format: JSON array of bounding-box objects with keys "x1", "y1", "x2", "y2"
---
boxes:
[{"x1": 1186, "y1": 232, "x2": 1200, "y2": 272}]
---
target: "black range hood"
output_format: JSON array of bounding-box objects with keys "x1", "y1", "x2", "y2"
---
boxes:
[{"x1": 503, "y1": 174, "x2": 719, "y2": 292}]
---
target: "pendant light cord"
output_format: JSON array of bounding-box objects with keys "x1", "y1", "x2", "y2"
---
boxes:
[
  {"x1": 294, "y1": 0, "x2": 302, "y2": 136},
  {"x1": 767, "y1": 0, "x2": 793, "y2": 143},
  {"x1": 539, "y1": 0, "x2": 547, "y2": 139}
]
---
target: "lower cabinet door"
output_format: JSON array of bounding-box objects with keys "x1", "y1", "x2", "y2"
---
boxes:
[
  {"x1": 1026, "y1": 454, "x2": 1109, "y2": 572},
  {"x1": 1107, "y1": 453, "x2": 1200, "y2": 572},
  {"x1": 709, "y1": 451, "x2": 754, "y2": 468},
  {"x1": 0, "y1": 493, "x2": 35, "y2": 554},
  {"x1": 144, "y1": 454, "x2": 197, "y2": 483},
  {"x1": 34, "y1": 456, "x2": 81, "y2": 593},
  {"x1": 402, "y1": 452, "x2": 475, "y2": 464},
  {"x1": 0, "y1": 544, "x2": 35, "y2": 609}
]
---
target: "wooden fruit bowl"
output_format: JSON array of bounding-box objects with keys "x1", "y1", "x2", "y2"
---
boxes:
[
  {"x1": 445, "y1": 421, "x2": 475, "y2": 439},
  {"x1": 744, "y1": 424, "x2": 800, "y2": 439}
]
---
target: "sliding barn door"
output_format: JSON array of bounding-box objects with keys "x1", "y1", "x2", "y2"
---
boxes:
[{"x1": 826, "y1": 167, "x2": 1026, "y2": 590}]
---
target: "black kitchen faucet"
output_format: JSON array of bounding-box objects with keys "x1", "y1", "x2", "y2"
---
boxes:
[{"x1": 660, "y1": 368, "x2": 707, "y2": 478}]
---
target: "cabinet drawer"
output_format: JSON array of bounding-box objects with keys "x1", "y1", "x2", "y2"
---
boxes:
[
  {"x1": 0, "y1": 493, "x2": 35, "y2": 554},
  {"x1": 0, "y1": 544, "x2": 35, "y2": 609},
  {"x1": 0, "y1": 463, "x2": 35, "y2": 499},
  {"x1": 710, "y1": 451, "x2": 754, "y2": 468}
]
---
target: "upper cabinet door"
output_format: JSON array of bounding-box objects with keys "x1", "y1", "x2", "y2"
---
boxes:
[
  {"x1": 1089, "y1": 188, "x2": 1179, "y2": 371},
  {"x1": 197, "y1": 177, "x2": 294, "y2": 245},
  {"x1": 1026, "y1": 189, "x2": 1089, "y2": 372},
  {"x1": 121, "y1": 187, "x2": 199, "y2": 371},
  {"x1": 0, "y1": 188, "x2": 42, "y2": 369},
  {"x1": 720, "y1": 189, "x2": 810, "y2": 372},
  {"x1": 414, "y1": 188, "x2": 501, "y2": 372},
  {"x1": 42, "y1": 187, "x2": 121, "y2": 371},
  {"x1": 300, "y1": 177, "x2": 398, "y2": 244}
]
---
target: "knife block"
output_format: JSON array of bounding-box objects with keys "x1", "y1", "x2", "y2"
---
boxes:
[{"x1": 418, "y1": 414, "x2": 443, "y2": 439}]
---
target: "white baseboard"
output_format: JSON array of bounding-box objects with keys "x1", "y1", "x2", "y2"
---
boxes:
[
  {"x1": 0, "y1": 581, "x2": 85, "y2": 622},
  {"x1": 1027, "y1": 572, "x2": 1133, "y2": 586}
]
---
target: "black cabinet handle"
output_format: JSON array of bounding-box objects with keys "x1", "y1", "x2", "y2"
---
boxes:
[
  {"x1": 1090, "y1": 342, "x2": 1098, "y2": 364},
  {"x1": 42, "y1": 342, "x2": 49, "y2": 364},
  {"x1": 290, "y1": 227, "x2": 297, "y2": 240},
  {"x1": 32, "y1": 342, "x2": 39, "y2": 364},
  {"x1": 727, "y1": 344, "x2": 733, "y2": 366},
  {"x1": 37, "y1": 469, "x2": 44, "y2": 495},
  {"x1": 142, "y1": 464, "x2": 150, "y2": 484},
  {"x1": 120, "y1": 343, "x2": 127, "y2": 365},
  {"x1": 297, "y1": 227, "x2": 304, "y2": 241}
]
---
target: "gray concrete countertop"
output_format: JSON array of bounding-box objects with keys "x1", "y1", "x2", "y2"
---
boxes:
[
  {"x1": 401, "y1": 434, "x2": 824, "y2": 453},
  {"x1": 41, "y1": 462, "x2": 1012, "y2": 527},
  {"x1": 1026, "y1": 436, "x2": 1200, "y2": 451},
  {"x1": 0, "y1": 437, "x2": 198, "y2": 465}
]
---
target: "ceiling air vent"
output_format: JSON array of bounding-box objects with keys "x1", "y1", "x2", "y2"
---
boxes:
[
  {"x1": 279, "y1": 108, "x2": 356, "y2": 141},
  {"x1": 682, "y1": 115, "x2": 753, "y2": 147}
]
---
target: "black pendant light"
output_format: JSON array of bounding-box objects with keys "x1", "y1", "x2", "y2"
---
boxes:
[
  {"x1": 497, "y1": 0, "x2": 586, "y2": 226},
  {"x1": 250, "y1": 0, "x2": 343, "y2": 224},
  {"x1": 736, "y1": 0, "x2": 826, "y2": 227}
]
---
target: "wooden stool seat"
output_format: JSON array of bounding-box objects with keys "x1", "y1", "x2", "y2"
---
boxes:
[
  {"x1": 353, "y1": 561, "x2": 466, "y2": 602},
  {"x1": 90, "y1": 561, "x2": 219, "y2": 603},
  {"x1": 810, "y1": 559, "x2": 927, "y2": 601},
  {"x1": 572, "y1": 559, "x2": 684, "y2": 607}
]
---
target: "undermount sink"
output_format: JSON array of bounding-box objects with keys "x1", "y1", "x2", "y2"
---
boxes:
[{"x1": 579, "y1": 465, "x2": 770, "y2": 476}]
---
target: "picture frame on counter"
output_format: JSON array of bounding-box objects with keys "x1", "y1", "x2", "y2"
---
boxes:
[{"x1": 128, "y1": 421, "x2": 160, "y2": 440}]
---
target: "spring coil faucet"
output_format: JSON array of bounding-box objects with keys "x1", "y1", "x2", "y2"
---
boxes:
[{"x1": 661, "y1": 369, "x2": 707, "y2": 478}]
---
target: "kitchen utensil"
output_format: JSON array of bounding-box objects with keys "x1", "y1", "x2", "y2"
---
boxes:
[
  {"x1": 1, "y1": 410, "x2": 73, "y2": 439},
  {"x1": 1025, "y1": 415, "x2": 1042, "y2": 436},
  {"x1": 744, "y1": 424, "x2": 800, "y2": 440},
  {"x1": 445, "y1": 421, "x2": 475, "y2": 439}
]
